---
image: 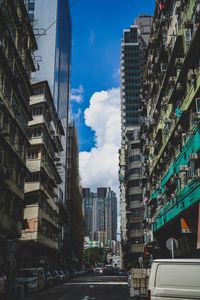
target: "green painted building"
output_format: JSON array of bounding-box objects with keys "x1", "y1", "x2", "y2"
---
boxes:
[{"x1": 141, "y1": 0, "x2": 200, "y2": 258}]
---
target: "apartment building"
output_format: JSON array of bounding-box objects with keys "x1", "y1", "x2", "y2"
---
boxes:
[
  {"x1": 141, "y1": 0, "x2": 200, "y2": 258},
  {"x1": 0, "y1": 0, "x2": 36, "y2": 273},
  {"x1": 21, "y1": 81, "x2": 64, "y2": 268},
  {"x1": 120, "y1": 16, "x2": 152, "y2": 268},
  {"x1": 24, "y1": 2, "x2": 72, "y2": 262}
]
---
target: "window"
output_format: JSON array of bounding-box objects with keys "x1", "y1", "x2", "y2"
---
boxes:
[
  {"x1": 128, "y1": 180, "x2": 140, "y2": 187},
  {"x1": 129, "y1": 194, "x2": 143, "y2": 201},
  {"x1": 34, "y1": 87, "x2": 44, "y2": 95},
  {"x1": 129, "y1": 155, "x2": 141, "y2": 162},
  {"x1": 32, "y1": 127, "x2": 42, "y2": 137},
  {"x1": 26, "y1": 172, "x2": 40, "y2": 182},
  {"x1": 129, "y1": 168, "x2": 141, "y2": 175},
  {"x1": 27, "y1": 150, "x2": 38, "y2": 159},
  {"x1": 31, "y1": 107, "x2": 42, "y2": 116}
]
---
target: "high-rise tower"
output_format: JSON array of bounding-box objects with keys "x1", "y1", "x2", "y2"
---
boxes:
[
  {"x1": 83, "y1": 187, "x2": 117, "y2": 246},
  {"x1": 24, "y1": 0, "x2": 71, "y2": 205},
  {"x1": 119, "y1": 16, "x2": 152, "y2": 268}
]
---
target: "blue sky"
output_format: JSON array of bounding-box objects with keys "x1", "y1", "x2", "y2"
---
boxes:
[{"x1": 70, "y1": 0, "x2": 155, "y2": 151}]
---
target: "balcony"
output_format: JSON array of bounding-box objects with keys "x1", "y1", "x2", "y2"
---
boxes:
[
  {"x1": 128, "y1": 187, "x2": 143, "y2": 195},
  {"x1": 129, "y1": 244, "x2": 144, "y2": 253},
  {"x1": 129, "y1": 201, "x2": 143, "y2": 210},
  {"x1": 129, "y1": 229, "x2": 144, "y2": 238},
  {"x1": 153, "y1": 179, "x2": 200, "y2": 232}
]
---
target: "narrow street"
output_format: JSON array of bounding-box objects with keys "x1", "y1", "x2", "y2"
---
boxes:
[{"x1": 25, "y1": 276, "x2": 131, "y2": 300}]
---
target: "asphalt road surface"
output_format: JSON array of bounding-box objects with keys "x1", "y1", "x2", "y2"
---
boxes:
[{"x1": 25, "y1": 275, "x2": 132, "y2": 300}]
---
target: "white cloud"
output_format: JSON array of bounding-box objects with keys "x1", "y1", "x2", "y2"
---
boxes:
[
  {"x1": 79, "y1": 87, "x2": 121, "y2": 199},
  {"x1": 71, "y1": 85, "x2": 84, "y2": 103},
  {"x1": 73, "y1": 108, "x2": 82, "y2": 123}
]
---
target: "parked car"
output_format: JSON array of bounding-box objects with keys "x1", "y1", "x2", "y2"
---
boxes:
[
  {"x1": 148, "y1": 259, "x2": 200, "y2": 300},
  {"x1": 51, "y1": 271, "x2": 60, "y2": 284},
  {"x1": 64, "y1": 270, "x2": 70, "y2": 281},
  {"x1": 58, "y1": 271, "x2": 66, "y2": 282},
  {"x1": 95, "y1": 267, "x2": 103, "y2": 274},
  {"x1": 44, "y1": 272, "x2": 53, "y2": 287},
  {"x1": 0, "y1": 272, "x2": 6, "y2": 295},
  {"x1": 15, "y1": 268, "x2": 45, "y2": 293}
]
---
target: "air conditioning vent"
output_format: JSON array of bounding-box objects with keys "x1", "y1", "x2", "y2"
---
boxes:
[
  {"x1": 175, "y1": 58, "x2": 184, "y2": 69},
  {"x1": 189, "y1": 153, "x2": 198, "y2": 160},
  {"x1": 187, "y1": 168, "x2": 195, "y2": 179},
  {"x1": 161, "y1": 63, "x2": 167, "y2": 72},
  {"x1": 180, "y1": 165, "x2": 188, "y2": 172},
  {"x1": 196, "y1": 168, "x2": 200, "y2": 178}
]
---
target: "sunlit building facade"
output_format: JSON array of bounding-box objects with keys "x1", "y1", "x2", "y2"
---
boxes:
[
  {"x1": 141, "y1": 0, "x2": 200, "y2": 259},
  {"x1": 24, "y1": 0, "x2": 71, "y2": 206}
]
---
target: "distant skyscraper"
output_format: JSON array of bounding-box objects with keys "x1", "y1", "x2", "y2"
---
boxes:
[
  {"x1": 24, "y1": 0, "x2": 71, "y2": 204},
  {"x1": 83, "y1": 188, "x2": 94, "y2": 240},
  {"x1": 83, "y1": 187, "x2": 117, "y2": 245}
]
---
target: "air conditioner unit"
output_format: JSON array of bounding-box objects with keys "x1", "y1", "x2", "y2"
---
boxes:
[
  {"x1": 169, "y1": 76, "x2": 176, "y2": 86},
  {"x1": 187, "y1": 168, "x2": 195, "y2": 179},
  {"x1": 176, "y1": 82, "x2": 183, "y2": 91},
  {"x1": 195, "y1": 98, "x2": 200, "y2": 113},
  {"x1": 175, "y1": 58, "x2": 184, "y2": 69},
  {"x1": 161, "y1": 63, "x2": 167, "y2": 72},
  {"x1": 191, "y1": 112, "x2": 200, "y2": 121},
  {"x1": 196, "y1": 168, "x2": 200, "y2": 178},
  {"x1": 180, "y1": 165, "x2": 188, "y2": 172},
  {"x1": 189, "y1": 153, "x2": 198, "y2": 160}
]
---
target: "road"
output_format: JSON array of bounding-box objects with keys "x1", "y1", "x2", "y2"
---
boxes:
[{"x1": 25, "y1": 275, "x2": 132, "y2": 300}]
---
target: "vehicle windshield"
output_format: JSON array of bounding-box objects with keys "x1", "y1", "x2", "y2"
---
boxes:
[{"x1": 17, "y1": 270, "x2": 37, "y2": 278}]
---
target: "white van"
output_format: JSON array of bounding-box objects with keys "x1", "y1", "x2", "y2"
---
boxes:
[
  {"x1": 148, "y1": 259, "x2": 200, "y2": 300},
  {"x1": 15, "y1": 268, "x2": 45, "y2": 293}
]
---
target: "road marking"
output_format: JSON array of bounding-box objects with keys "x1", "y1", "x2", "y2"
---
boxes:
[
  {"x1": 81, "y1": 297, "x2": 95, "y2": 300},
  {"x1": 89, "y1": 285, "x2": 94, "y2": 288},
  {"x1": 65, "y1": 282, "x2": 128, "y2": 285}
]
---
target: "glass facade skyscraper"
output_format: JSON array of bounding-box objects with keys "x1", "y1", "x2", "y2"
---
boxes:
[
  {"x1": 25, "y1": 0, "x2": 71, "y2": 118},
  {"x1": 25, "y1": 0, "x2": 71, "y2": 204}
]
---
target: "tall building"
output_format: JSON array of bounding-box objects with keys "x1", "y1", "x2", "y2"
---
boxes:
[
  {"x1": 119, "y1": 16, "x2": 152, "y2": 268},
  {"x1": 141, "y1": 0, "x2": 200, "y2": 259},
  {"x1": 83, "y1": 188, "x2": 95, "y2": 240},
  {"x1": 21, "y1": 81, "x2": 63, "y2": 268},
  {"x1": 24, "y1": 0, "x2": 71, "y2": 206},
  {"x1": 66, "y1": 123, "x2": 84, "y2": 267},
  {"x1": 0, "y1": 0, "x2": 37, "y2": 275},
  {"x1": 83, "y1": 187, "x2": 117, "y2": 246},
  {"x1": 24, "y1": 0, "x2": 71, "y2": 262}
]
